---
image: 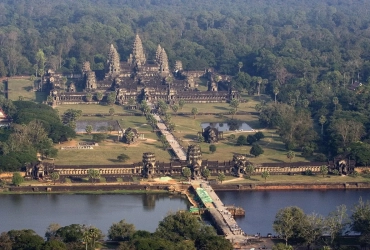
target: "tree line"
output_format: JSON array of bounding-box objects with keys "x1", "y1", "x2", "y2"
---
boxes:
[
  {"x1": 272, "y1": 198, "x2": 370, "y2": 249},
  {"x1": 0, "y1": 211, "x2": 232, "y2": 250}
]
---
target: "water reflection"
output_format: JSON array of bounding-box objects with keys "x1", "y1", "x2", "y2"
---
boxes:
[
  {"x1": 201, "y1": 121, "x2": 253, "y2": 132},
  {"x1": 142, "y1": 193, "x2": 156, "y2": 210}
]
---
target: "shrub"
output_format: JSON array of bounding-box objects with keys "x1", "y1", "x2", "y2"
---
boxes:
[
  {"x1": 254, "y1": 132, "x2": 265, "y2": 140},
  {"x1": 236, "y1": 135, "x2": 247, "y2": 145},
  {"x1": 246, "y1": 135, "x2": 257, "y2": 145},
  {"x1": 305, "y1": 170, "x2": 313, "y2": 176}
]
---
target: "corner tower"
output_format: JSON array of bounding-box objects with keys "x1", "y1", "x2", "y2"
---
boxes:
[{"x1": 107, "y1": 44, "x2": 120, "y2": 77}]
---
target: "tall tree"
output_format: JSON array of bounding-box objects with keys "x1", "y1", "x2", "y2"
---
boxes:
[
  {"x1": 191, "y1": 107, "x2": 198, "y2": 119},
  {"x1": 182, "y1": 167, "x2": 191, "y2": 181},
  {"x1": 273, "y1": 206, "x2": 306, "y2": 246}
]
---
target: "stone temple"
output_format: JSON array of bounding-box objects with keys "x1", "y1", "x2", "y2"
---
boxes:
[{"x1": 47, "y1": 34, "x2": 240, "y2": 106}]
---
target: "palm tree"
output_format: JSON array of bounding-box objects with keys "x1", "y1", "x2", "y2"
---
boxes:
[
  {"x1": 320, "y1": 165, "x2": 328, "y2": 177},
  {"x1": 287, "y1": 151, "x2": 295, "y2": 164},
  {"x1": 85, "y1": 93, "x2": 93, "y2": 102},
  {"x1": 319, "y1": 115, "x2": 327, "y2": 135},
  {"x1": 261, "y1": 171, "x2": 270, "y2": 182},
  {"x1": 256, "y1": 77, "x2": 262, "y2": 96}
]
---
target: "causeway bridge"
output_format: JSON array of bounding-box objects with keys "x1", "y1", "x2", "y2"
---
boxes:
[{"x1": 191, "y1": 180, "x2": 249, "y2": 245}]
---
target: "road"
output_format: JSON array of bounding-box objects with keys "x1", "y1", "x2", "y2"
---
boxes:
[{"x1": 152, "y1": 113, "x2": 187, "y2": 161}]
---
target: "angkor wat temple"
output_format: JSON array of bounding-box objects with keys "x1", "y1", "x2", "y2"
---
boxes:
[
  {"x1": 47, "y1": 34, "x2": 239, "y2": 106},
  {"x1": 26, "y1": 145, "x2": 337, "y2": 182}
]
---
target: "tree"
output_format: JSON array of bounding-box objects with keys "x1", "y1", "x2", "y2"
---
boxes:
[
  {"x1": 261, "y1": 171, "x2": 270, "y2": 182},
  {"x1": 178, "y1": 100, "x2": 185, "y2": 110},
  {"x1": 85, "y1": 93, "x2": 92, "y2": 102},
  {"x1": 254, "y1": 132, "x2": 265, "y2": 140},
  {"x1": 55, "y1": 224, "x2": 85, "y2": 243},
  {"x1": 62, "y1": 109, "x2": 82, "y2": 129},
  {"x1": 50, "y1": 172, "x2": 60, "y2": 185},
  {"x1": 42, "y1": 240, "x2": 67, "y2": 250},
  {"x1": 117, "y1": 153, "x2": 130, "y2": 162},
  {"x1": 273, "y1": 206, "x2": 306, "y2": 246},
  {"x1": 250, "y1": 144, "x2": 264, "y2": 157},
  {"x1": 324, "y1": 205, "x2": 348, "y2": 246},
  {"x1": 300, "y1": 213, "x2": 324, "y2": 248},
  {"x1": 286, "y1": 151, "x2": 295, "y2": 163},
  {"x1": 209, "y1": 144, "x2": 216, "y2": 153},
  {"x1": 320, "y1": 165, "x2": 328, "y2": 177},
  {"x1": 107, "y1": 92, "x2": 116, "y2": 106},
  {"x1": 159, "y1": 135, "x2": 168, "y2": 150},
  {"x1": 96, "y1": 92, "x2": 103, "y2": 102},
  {"x1": 202, "y1": 169, "x2": 210, "y2": 180},
  {"x1": 92, "y1": 133, "x2": 106, "y2": 142},
  {"x1": 85, "y1": 226, "x2": 103, "y2": 250},
  {"x1": 319, "y1": 115, "x2": 327, "y2": 136},
  {"x1": 45, "y1": 223, "x2": 61, "y2": 241},
  {"x1": 88, "y1": 169, "x2": 100, "y2": 183},
  {"x1": 182, "y1": 167, "x2": 191, "y2": 181},
  {"x1": 109, "y1": 107, "x2": 115, "y2": 119},
  {"x1": 217, "y1": 172, "x2": 225, "y2": 183},
  {"x1": 171, "y1": 105, "x2": 179, "y2": 115},
  {"x1": 247, "y1": 135, "x2": 257, "y2": 145},
  {"x1": 229, "y1": 99, "x2": 240, "y2": 111},
  {"x1": 85, "y1": 125, "x2": 93, "y2": 135},
  {"x1": 108, "y1": 219, "x2": 136, "y2": 241},
  {"x1": 351, "y1": 198, "x2": 370, "y2": 245},
  {"x1": 155, "y1": 211, "x2": 217, "y2": 243},
  {"x1": 238, "y1": 61, "x2": 243, "y2": 72},
  {"x1": 191, "y1": 107, "x2": 198, "y2": 119},
  {"x1": 245, "y1": 164, "x2": 255, "y2": 179},
  {"x1": 12, "y1": 172, "x2": 23, "y2": 186},
  {"x1": 197, "y1": 134, "x2": 204, "y2": 143},
  {"x1": 333, "y1": 96, "x2": 339, "y2": 110},
  {"x1": 236, "y1": 135, "x2": 247, "y2": 145},
  {"x1": 229, "y1": 108, "x2": 236, "y2": 118},
  {"x1": 8, "y1": 229, "x2": 45, "y2": 250}
]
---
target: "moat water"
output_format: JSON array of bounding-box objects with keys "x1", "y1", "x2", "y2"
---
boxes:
[
  {"x1": 0, "y1": 190, "x2": 369, "y2": 237},
  {"x1": 201, "y1": 121, "x2": 253, "y2": 132}
]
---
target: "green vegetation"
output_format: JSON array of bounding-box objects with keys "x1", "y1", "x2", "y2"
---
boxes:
[{"x1": 7, "y1": 79, "x2": 46, "y2": 102}]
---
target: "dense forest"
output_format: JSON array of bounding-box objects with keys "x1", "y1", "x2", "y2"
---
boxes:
[{"x1": 0, "y1": 0, "x2": 370, "y2": 161}]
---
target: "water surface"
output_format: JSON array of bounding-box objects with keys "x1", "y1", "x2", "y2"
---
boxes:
[{"x1": 0, "y1": 193, "x2": 188, "y2": 236}]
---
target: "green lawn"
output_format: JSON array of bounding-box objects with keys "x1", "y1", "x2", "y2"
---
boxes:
[
  {"x1": 7, "y1": 78, "x2": 46, "y2": 102},
  {"x1": 55, "y1": 104, "x2": 130, "y2": 115},
  {"x1": 54, "y1": 133, "x2": 171, "y2": 165},
  {"x1": 170, "y1": 97, "x2": 261, "y2": 114}
]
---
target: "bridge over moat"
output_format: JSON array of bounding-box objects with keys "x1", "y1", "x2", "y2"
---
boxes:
[{"x1": 190, "y1": 180, "x2": 250, "y2": 246}]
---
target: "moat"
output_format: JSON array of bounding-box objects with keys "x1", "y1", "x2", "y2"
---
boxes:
[{"x1": 0, "y1": 189, "x2": 368, "y2": 237}]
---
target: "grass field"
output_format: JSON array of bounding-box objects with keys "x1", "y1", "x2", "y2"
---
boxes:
[
  {"x1": 54, "y1": 133, "x2": 171, "y2": 165},
  {"x1": 53, "y1": 95, "x2": 265, "y2": 116},
  {"x1": 50, "y1": 94, "x2": 309, "y2": 166},
  {"x1": 7, "y1": 78, "x2": 46, "y2": 102},
  {"x1": 55, "y1": 104, "x2": 128, "y2": 115}
]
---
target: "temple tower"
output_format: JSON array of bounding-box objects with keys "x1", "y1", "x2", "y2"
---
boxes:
[
  {"x1": 159, "y1": 48, "x2": 169, "y2": 77},
  {"x1": 131, "y1": 34, "x2": 146, "y2": 66},
  {"x1": 187, "y1": 145, "x2": 202, "y2": 177},
  {"x1": 155, "y1": 44, "x2": 162, "y2": 64},
  {"x1": 107, "y1": 44, "x2": 120, "y2": 77},
  {"x1": 142, "y1": 152, "x2": 156, "y2": 178},
  {"x1": 86, "y1": 71, "x2": 97, "y2": 90}
]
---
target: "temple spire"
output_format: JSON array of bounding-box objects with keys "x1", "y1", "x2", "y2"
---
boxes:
[
  {"x1": 107, "y1": 44, "x2": 120, "y2": 77},
  {"x1": 132, "y1": 34, "x2": 146, "y2": 66},
  {"x1": 159, "y1": 48, "x2": 169, "y2": 77}
]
